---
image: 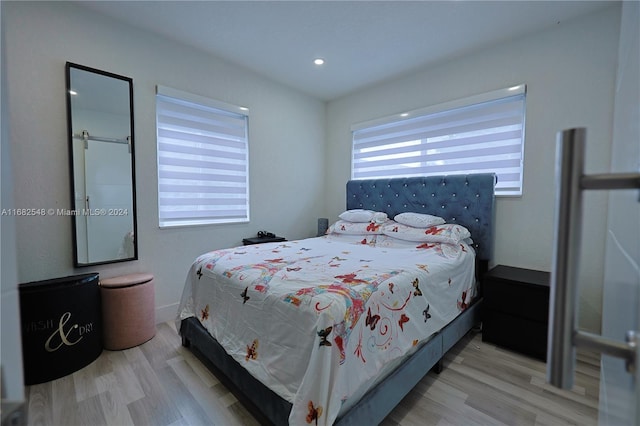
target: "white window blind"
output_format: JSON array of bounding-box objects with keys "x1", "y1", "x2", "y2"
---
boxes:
[
  {"x1": 156, "y1": 86, "x2": 249, "y2": 227},
  {"x1": 351, "y1": 85, "x2": 526, "y2": 196}
]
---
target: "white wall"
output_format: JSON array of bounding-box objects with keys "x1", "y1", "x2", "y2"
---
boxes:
[
  {"x1": 3, "y1": 1, "x2": 326, "y2": 322},
  {"x1": 325, "y1": 5, "x2": 621, "y2": 333},
  {"x1": 1, "y1": 2, "x2": 25, "y2": 401}
]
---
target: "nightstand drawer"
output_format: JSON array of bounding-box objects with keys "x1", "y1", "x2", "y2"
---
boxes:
[
  {"x1": 483, "y1": 265, "x2": 550, "y2": 323},
  {"x1": 482, "y1": 265, "x2": 550, "y2": 361},
  {"x1": 483, "y1": 310, "x2": 547, "y2": 360}
]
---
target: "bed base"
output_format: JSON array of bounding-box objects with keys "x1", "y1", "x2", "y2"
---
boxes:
[
  {"x1": 181, "y1": 317, "x2": 291, "y2": 425},
  {"x1": 180, "y1": 297, "x2": 482, "y2": 425}
]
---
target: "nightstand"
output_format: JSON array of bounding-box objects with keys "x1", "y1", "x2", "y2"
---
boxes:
[
  {"x1": 482, "y1": 265, "x2": 550, "y2": 361},
  {"x1": 242, "y1": 236, "x2": 286, "y2": 245}
]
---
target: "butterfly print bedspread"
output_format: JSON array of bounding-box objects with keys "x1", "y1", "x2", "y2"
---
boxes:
[{"x1": 177, "y1": 234, "x2": 476, "y2": 425}]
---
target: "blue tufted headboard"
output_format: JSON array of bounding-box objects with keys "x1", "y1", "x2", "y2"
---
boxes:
[{"x1": 346, "y1": 174, "x2": 496, "y2": 263}]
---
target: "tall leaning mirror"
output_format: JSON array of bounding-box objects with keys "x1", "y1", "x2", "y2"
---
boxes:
[{"x1": 66, "y1": 62, "x2": 138, "y2": 266}]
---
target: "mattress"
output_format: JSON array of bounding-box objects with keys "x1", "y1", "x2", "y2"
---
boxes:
[{"x1": 177, "y1": 233, "x2": 476, "y2": 425}]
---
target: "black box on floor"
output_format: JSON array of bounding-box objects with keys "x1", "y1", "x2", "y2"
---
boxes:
[{"x1": 19, "y1": 273, "x2": 103, "y2": 385}]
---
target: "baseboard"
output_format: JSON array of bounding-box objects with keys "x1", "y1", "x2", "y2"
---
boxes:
[{"x1": 155, "y1": 302, "x2": 179, "y2": 324}]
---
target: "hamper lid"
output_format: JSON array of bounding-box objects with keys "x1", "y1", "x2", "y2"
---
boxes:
[
  {"x1": 20, "y1": 273, "x2": 99, "y2": 292},
  {"x1": 100, "y1": 273, "x2": 153, "y2": 288}
]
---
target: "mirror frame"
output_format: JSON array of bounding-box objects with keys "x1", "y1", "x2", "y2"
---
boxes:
[{"x1": 65, "y1": 62, "x2": 138, "y2": 267}]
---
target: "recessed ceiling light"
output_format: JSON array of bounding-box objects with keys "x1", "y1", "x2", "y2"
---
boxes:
[
  {"x1": 69, "y1": 90, "x2": 78, "y2": 95},
  {"x1": 313, "y1": 58, "x2": 325, "y2": 66}
]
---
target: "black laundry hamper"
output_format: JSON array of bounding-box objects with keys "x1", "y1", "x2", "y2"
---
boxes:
[{"x1": 19, "y1": 273, "x2": 102, "y2": 385}]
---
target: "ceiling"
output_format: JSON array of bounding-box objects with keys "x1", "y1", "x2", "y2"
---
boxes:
[{"x1": 76, "y1": 0, "x2": 615, "y2": 101}]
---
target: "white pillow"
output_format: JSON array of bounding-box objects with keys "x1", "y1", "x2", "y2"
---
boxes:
[
  {"x1": 371, "y1": 211, "x2": 388, "y2": 224},
  {"x1": 328, "y1": 219, "x2": 385, "y2": 235},
  {"x1": 339, "y1": 209, "x2": 373, "y2": 222},
  {"x1": 382, "y1": 223, "x2": 430, "y2": 241},
  {"x1": 382, "y1": 222, "x2": 471, "y2": 244},
  {"x1": 338, "y1": 209, "x2": 388, "y2": 223},
  {"x1": 394, "y1": 212, "x2": 445, "y2": 228},
  {"x1": 422, "y1": 224, "x2": 471, "y2": 244},
  {"x1": 325, "y1": 233, "x2": 378, "y2": 245}
]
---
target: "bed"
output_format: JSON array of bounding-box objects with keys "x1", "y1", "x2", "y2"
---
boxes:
[{"x1": 177, "y1": 174, "x2": 496, "y2": 425}]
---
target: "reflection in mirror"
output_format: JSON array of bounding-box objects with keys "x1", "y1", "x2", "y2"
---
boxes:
[{"x1": 66, "y1": 63, "x2": 137, "y2": 266}]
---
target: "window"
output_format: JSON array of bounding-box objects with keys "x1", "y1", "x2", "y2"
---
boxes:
[
  {"x1": 351, "y1": 85, "x2": 526, "y2": 196},
  {"x1": 156, "y1": 86, "x2": 249, "y2": 227}
]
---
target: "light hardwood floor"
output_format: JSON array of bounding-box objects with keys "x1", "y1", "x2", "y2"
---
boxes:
[{"x1": 25, "y1": 322, "x2": 600, "y2": 426}]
